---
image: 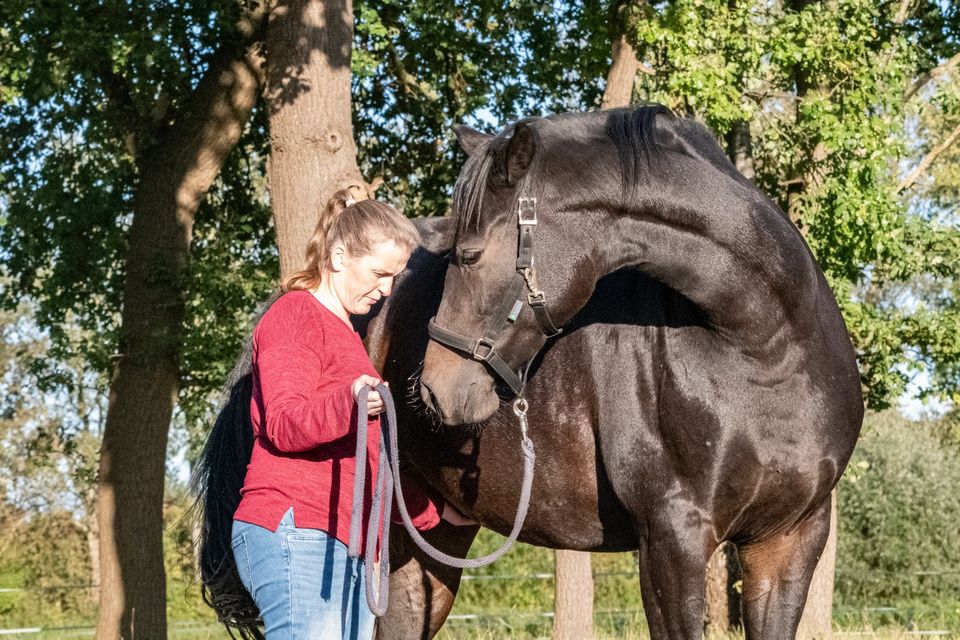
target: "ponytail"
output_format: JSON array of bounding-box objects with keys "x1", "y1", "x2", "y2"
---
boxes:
[
  {"x1": 282, "y1": 189, "x2": 355, "y2": 292},
  {"x1": 282, "y1": 186, "x2": 420, "y2": 292}
]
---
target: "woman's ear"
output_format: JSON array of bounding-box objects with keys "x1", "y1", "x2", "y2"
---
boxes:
[{"x1": 330, "y1": 244, "x2": 347, "y2": 272}]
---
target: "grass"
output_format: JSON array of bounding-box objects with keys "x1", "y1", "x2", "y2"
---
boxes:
[
  {"x1": 2, "y1": 557, "x2": 958, "y2": 638},
  {"x1": 0, "y1": 614, "x2": 955, "y2": 639}
]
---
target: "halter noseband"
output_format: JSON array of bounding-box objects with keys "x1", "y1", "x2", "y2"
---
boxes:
[{"x1": 428, "y1": 196, "x2": 562, "y2": 396}]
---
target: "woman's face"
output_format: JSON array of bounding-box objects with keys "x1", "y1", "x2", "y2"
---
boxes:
[{"x1": 331, "y1": 239, "x2": 411, "y2": 316}]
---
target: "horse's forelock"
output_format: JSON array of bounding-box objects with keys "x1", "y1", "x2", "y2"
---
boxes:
[{"x1": 453, "y1": 139, "x2": 495, "y2": 239}]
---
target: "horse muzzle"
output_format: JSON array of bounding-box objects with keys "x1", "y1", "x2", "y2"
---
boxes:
[{"x1": 420, "y1": 341, "x2": 500, "y2": 425}]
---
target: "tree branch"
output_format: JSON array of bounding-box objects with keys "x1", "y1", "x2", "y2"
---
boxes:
[
  {"x1": 95, "y1": 62, "x2": 145, "y2": 158},
  {"x1": 898, "y1": 120, "x2": 960, "y2": 192},
  {"x1": 385, "y1": 41, "x2": 439, "y2": 102},
  {"x1": 894, "y1": 0, "x2": 912, "y2": 24},
  {"x1": 600, "y1": 1, "x2": 655, "y2": 110},
  {"x1": 148, "y1": 4, "x2": 268, "y2": 182},
  {"x1": 96, "y1": 3, "x2": 267, "y2": 161},
  {"x1": 745, "y1": 89, "x2": 799, "y2": 103},
  {"x1": 903, "y1": 51, "x2": 960, "y2": 103}
]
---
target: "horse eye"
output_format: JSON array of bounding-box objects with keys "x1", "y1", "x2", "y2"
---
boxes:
[{"x1": 458, "y1": 248, "x2": 482, "y2": 266}]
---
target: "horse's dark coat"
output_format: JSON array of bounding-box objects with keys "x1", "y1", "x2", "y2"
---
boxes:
[{"x1": 368, "y1": 106, "x2": 863, "y2": 640}]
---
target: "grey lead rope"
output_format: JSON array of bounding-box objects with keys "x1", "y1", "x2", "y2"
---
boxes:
[
  {"x1": 347, "y1": 385, "x2": 394, "y2": 617},
  {"x1": 348, "y1": 383, "x2": 536, "y2": 616}
]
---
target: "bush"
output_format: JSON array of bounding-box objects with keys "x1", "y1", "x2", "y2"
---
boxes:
[{"x1": 836, "y1": 411, "x2": 960, "y2": 605}]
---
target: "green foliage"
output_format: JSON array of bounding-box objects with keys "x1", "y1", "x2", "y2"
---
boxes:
[
  {"x1": 352, "y1": 0, "x2": 611, "y2": 216},
  {"x1": 630, "y1": 0, "x2": 959, "y2": 407},
  {"x1": 0, "y1": 2, "x2": 959, "y2": 632},
  {"x1": 0, "y1": 2, "x2": 280, "y2": 464},
  {"x1": 351, "y1": 0, "x2": 959, "y2": 408},
  {"x1": 0, "y1": 508, "x2": 94, "y2": 627},
  {"x1": 836, "y1": 411, "x2": 960, "y2": 605},
  {"x1": 0, "y1": 0, "x2": 252, "y2": 367}
]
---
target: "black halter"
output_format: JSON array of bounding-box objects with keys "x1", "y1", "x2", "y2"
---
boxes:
[{"x1": 428, "y1": 196, "x2": 562, "y2": 396}]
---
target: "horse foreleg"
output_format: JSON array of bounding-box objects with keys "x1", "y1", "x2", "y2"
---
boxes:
[
  {"x1": 738, "y1": 496, "x2": 832, "y2": 640},
  {"x1": 637, "y1": 507, "x2": 716, "y2": 640},
  {"x1": 375, "y1": 521, "x2": 480, "y2": 640}
]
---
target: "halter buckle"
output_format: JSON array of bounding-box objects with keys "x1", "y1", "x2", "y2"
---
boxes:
[
  {"x1": 518, "y1": 197, "x2": 537, "y2": 225},
  {"x1": 472, "y1": 337, "x2": 496, "y2": 362}
]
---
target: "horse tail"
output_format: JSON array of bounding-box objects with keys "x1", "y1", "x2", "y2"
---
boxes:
[{"x1": 191, "y1": 295, "x2": 279, "y2": 639}]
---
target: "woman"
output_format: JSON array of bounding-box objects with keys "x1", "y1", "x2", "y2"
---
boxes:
[{"x1": 230, "y1": 189, "x2": 473, "y2": 640}]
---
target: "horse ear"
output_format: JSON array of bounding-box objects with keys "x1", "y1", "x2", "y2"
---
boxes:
[
  {"x1": 505, "y1": 122, "x2": 537, "y2": 186},
  {"x1": 452, "y1": 124, "x2": 492, "y2": 156}
]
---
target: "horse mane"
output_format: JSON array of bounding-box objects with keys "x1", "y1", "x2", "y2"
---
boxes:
[
  {"x1": 604, "y1": 104, "x2": 673, "y2": 194},
  {"x1": 452, "y1": 105, "x2": 674, "y2": 235},
  {"x1": 190, "y1": 292, "x2": 282, "y2": 640}
]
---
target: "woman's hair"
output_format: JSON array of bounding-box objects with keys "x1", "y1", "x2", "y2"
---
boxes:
[{"x1": 282, "y1": 188, "x2": 420, "y2": 292}]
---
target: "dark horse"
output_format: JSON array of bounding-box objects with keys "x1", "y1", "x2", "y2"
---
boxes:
[
  {"x1": 368, "y1": 106, "x2": 863, "y2": 639},
  {"x1": 195, "y1": 106, "x2": 862, "y2": 640}
]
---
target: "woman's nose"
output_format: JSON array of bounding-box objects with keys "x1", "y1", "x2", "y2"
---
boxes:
[{"x1": 379, "y1": 277, "x2": 394, "y2": 297}]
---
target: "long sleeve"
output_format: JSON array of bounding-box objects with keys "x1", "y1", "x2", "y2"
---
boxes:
[
  {"x1": 392, "y1": 475, "x2": 443, "y2": 531},
  {"x1": 254, "y1": 313, "x2": 358, "y2": 453}
]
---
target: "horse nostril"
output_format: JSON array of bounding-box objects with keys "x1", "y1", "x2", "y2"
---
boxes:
[{"x1": 420, "y1": 383, "x2": 440, "y2": 414}]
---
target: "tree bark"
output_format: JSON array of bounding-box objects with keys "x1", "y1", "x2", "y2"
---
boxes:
[
  {"x1": 265, "y1": 0, "x2": 367, "y2": 277},
  {"x1": 553, "y1": 550, "x2": 596, "y2": 640},
  {"x1": 600, "y1": 1, "x2": 653, "y2": 110},
  {"x1": 726, "y1": 119, "x2": 756, "y2": 181},
  {"x1": 85, "y1": 497, "x2": 100, "y2": 604},
  {"x1": 797, "y1": 490, "x2": 837, "y2": 640},
  {"x1": 95, "y1": 19, "x2": 265, "y2": 640},
  {"x1": 704, "y1": 543, "x2": 742, "y2": 635},
  {"x1": 601, "y1": 33, "x2": 641, "y2": 110}
]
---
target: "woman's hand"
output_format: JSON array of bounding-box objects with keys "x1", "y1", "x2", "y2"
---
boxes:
[
  {"x1": 352, "y1": 375, "x2": 386, "y2": 416},
  {"x1": 441, "y1": 501, "x2": 478, "y2": 527}
]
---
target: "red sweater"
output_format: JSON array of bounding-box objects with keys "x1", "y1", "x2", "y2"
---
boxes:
[{"x1": 234, "y1": 290, "x2": 441, "y2": 553}]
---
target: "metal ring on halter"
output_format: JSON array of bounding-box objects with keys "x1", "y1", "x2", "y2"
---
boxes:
[{"x1": 512, "y1": 397, "x2": 529, "y2": 417}]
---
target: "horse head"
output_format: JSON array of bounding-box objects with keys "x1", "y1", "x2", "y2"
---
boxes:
[{"x1": 420, "y1": 112, "x2": 633, "y2": 424}]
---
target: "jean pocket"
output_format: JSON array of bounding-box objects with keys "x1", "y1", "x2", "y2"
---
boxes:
[
  {"x1": 231, "y1": 532, "x2": 254, "y2": 593},
  {"x1": 281, "y1": 510, "x2": 333, "y2": 543},
  {"x1": 284, "y1": 527, "x2": 333, "y2": 543}
]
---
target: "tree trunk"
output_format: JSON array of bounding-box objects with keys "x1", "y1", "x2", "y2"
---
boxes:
[
  {"x1": 95, "y1": 26, "x2": 265, "y2": 640},
  {"x1": 265, "y1": 0, "x2": 367, "y2": 276},
  {"x1": 797, "y1": 490, "x2": 837, "y2": 640},
  {"x1": 600, "y1": 1, "x2": 651, "y2": 110},
  {"x1": 601, "y1": 33, "x2": 640, "y2": 110},
  {"x1": 86, "y1": 500, "x2": 100, "y2": 604},
  {"x1": 726, "y1": 119, "x2": 756, "y2": 180},
  {"x1": 704, "y1": 543, "x2": 742, "y2": 635},
  {"x1": 553, "y1": 550, "x2": 595, "y2": 640}
]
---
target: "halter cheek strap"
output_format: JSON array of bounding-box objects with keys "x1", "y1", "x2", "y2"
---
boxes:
[{"x1": 428, "y1": 196, "x2": 562, "y2": 396}]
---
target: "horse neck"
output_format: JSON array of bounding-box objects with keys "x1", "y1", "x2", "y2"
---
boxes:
[{"x1": 588, "y1": 168, "x2": 820, "y2": 347}]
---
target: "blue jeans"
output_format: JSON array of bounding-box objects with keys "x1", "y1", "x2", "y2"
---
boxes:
[{"x1": 231, "y1": 509, "x2": 375, "y2": 640}]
